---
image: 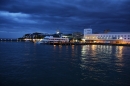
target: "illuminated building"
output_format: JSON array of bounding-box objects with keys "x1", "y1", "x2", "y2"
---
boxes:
[{"x1": 84, "y1": 28, "x2": 130, "y2": 44}]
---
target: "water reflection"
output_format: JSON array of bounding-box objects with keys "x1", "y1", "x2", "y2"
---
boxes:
[
  {"x1": 80, "y1": 45, "x2": 125, "y2": 84},
  {"x1": 81, "y1": 45, "x2": 113, "y2": 63},
  {"x1": 0, "y1": 42, "x2": 130, "y2": 86},
  {"x1": 71, "y1": 45, "x2": 75, "y2": 57},
  {"x1": 81, "y1": 45, "x2": 124, "y2": 66},
  {"x1": 81, "y1": 45, "x2": 90, "y2": 57},
  {"x1": 115, "y1": 46, "x2": 123, "y2": 58},
  {"x1": 91, "y1": 45, "x2": 96, "y2": 57},
  {"x1": 115, "y1": 46, "x2": 124, "y2": 67},
  {"x1": 97, "y1": 45, "x2": 112, "y2": 55}
]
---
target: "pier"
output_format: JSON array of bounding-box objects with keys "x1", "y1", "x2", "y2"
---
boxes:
[{"x1": 0, "y1": 38, "x2": 24, "y2": 42}]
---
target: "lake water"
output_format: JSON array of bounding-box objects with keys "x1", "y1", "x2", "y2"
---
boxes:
[{"x1": 0, "y1": 42, "x2": 130, "y2": 86}]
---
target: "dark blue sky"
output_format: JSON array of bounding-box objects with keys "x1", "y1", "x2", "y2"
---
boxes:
[{"x1": 0, "y1": 0, "x2": 130, "y2": 38}]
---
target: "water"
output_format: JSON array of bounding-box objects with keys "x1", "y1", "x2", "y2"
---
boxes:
[{"x1": 0, "y1": 42, "x2": 130, "y2": 86}]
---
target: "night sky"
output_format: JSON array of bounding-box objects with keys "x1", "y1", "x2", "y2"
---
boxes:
[{"x1": 0, "y1": 0, "x2": 130, "y2": 38}]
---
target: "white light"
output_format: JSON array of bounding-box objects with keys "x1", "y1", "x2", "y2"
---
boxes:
[
  {"x1": 57, "y1": 31, "x2": 59, "y2": 34},
  {"x1": 82, "y1": 39, "x2": 85, "y2": 41},
  {"x1": 119, "y1": 37, "x2": 123, "y2": 39}
]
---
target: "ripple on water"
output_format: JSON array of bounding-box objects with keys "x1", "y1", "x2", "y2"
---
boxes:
[{"x1": 0, "y1": 43, "x2": 130, "y2": 86}]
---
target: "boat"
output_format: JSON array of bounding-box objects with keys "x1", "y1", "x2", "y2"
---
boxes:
[{"x1": 38, "y1": 36, "x2": 69, "y2": 44}]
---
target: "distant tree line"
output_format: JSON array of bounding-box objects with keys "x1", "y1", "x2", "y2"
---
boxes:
[{"x1": 18, "y1": 31, "x2": 83, "y2": 42}]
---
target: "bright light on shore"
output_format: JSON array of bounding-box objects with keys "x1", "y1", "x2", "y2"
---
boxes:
[
  {"x1": 82, "y1": 39, "x2": 85, "y2": 42},
  {"x1": 119, "y1": 37, "x2": 123, "y2": 39}
]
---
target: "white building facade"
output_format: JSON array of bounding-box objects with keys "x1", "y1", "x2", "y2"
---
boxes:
[{"x1": 84, "y1": 29, "x2": 130, "y2": 44}]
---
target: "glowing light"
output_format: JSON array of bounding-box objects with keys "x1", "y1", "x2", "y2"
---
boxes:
[
  {"x1": 119, "y1": 37, "x2": 123, "y2": 39},
  {"x1": 57, "y1": 32, "x2": 59, "y2": 34},
  {"x1": 82, "y1": 39, "x2": 85, "y2": 42}
]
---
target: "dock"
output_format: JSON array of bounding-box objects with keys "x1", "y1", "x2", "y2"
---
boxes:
[{"x1": 0, "y1": 38, "x2": 24, "y2": 42}]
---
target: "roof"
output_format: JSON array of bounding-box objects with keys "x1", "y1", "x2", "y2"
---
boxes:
[{"x1": 106, "y1": 32, "x2": 130, "y2": 34}]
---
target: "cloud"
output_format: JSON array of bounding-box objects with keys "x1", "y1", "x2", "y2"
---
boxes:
[
  {"x1": 0, "y1": 11, "x2": 30, "y2": 17},
  {"x1": 0, "y1": 11, "x2": 37, "y2": 24},
  {"x1": 0, "y1": 0, "x2": 130, "y2": 38}
]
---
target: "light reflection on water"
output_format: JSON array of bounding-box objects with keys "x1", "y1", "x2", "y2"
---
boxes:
[
  {"x1": 80, "y1": 45, "x2": 124, "y2": 68},
  {"x1": 0, "y1": 42, "x2": 130, "y2": 86},
  {"x1": 115, "y1": 46, "x2": 124, "y2": 67},
  {"x1": 80, "y1": 45, "x2": 130, "y2": 85}
]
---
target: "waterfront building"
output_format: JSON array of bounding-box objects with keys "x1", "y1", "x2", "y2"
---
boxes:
[
  {"x1": 72, "y1": 32, "x2": 83, "y2": 42},
  {"x1": 84, "y1": 28, "x2": 130, "y2": 44},
  {"x1": 61, "y1": 34, "x2": 73, "y2": 40}
]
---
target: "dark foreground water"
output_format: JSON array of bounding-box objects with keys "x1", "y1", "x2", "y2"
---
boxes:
[{"x1": 0, "y1": 42, "x2": 130, "y2": 86}]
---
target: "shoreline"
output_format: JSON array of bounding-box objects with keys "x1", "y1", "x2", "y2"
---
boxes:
[
  {"x1": 44, "y1": 42, "x2": 130, "y2": 46},
  {"x1": 1, "y1": 40, "x2": 130, "y2": 46}
]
